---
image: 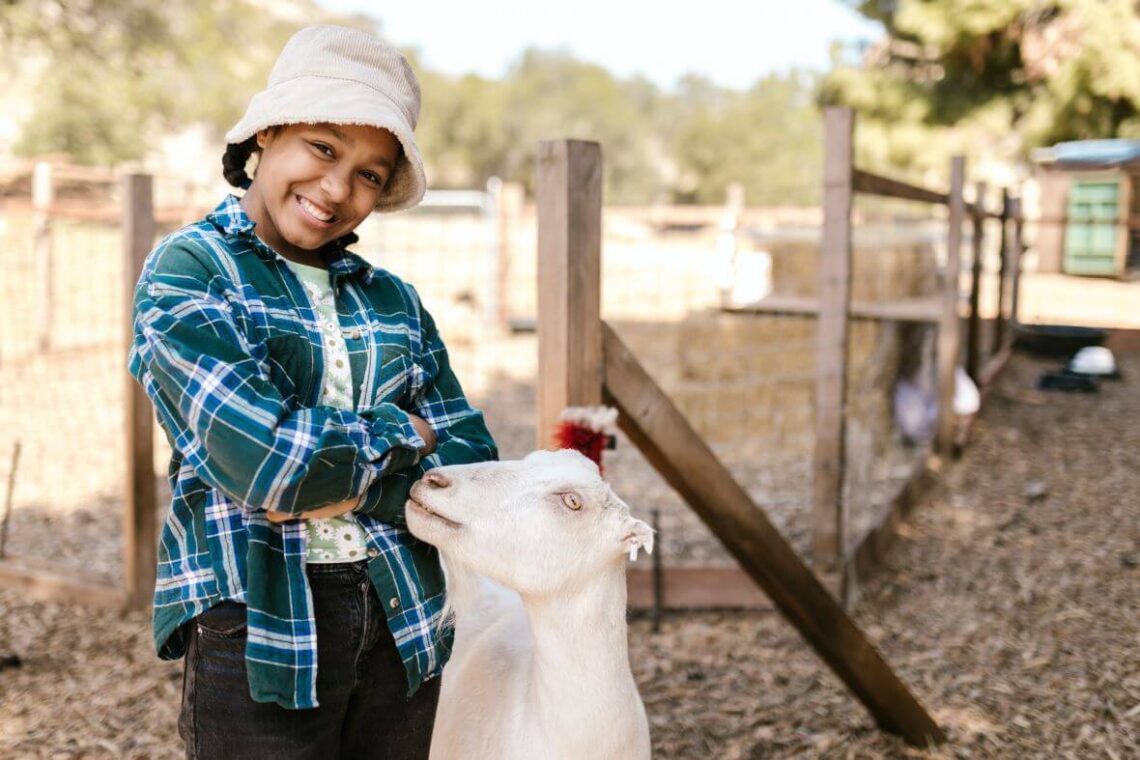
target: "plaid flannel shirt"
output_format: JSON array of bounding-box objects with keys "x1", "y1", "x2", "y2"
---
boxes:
[{"x1": 127, "y1": 194, "x2": 498, "y2": 709}]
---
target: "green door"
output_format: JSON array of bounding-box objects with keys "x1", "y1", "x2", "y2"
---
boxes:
[{"x1": 1064, "y1": 180, "x2": 1120, "y2": 276}]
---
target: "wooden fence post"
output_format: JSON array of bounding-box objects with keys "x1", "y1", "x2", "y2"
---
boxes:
[
  {"x1": 937, "y1": 157, "x2": 966, "y2": 455},
  {"x1": 484, "y1": 176, "x2": 504, "y2": 333},
  {"x1": 966, "y1": 182, "x2": 987, "y2": 382},
  {"x1": 812, "y1": 107, "x2": 854, "y2": 574},
  {"x1": 497, "y1": 180, "x2": 525, "y2": 332},
  {"x1": 994, "y1": 189, "x2": 1011, "y2": 352},
  {"x1": 716, "y1": 182, "x2": 745, "y2": 307},
  {"x1": 1009, "y1": 196, "x2": 1024, "y2": 328},
  {"x1": 535, "y1": 140, "x2": 604, "y2": 450},
  {"x1": 33, "y1": 162, "x2": 54, "y2": 352},
  {"x1": 123, "y1": 173, "x2": 157, "y2": 611}
]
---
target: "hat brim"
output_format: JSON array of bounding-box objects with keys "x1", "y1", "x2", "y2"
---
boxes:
[{"x1": 224, "y1": 75, "x2": 426, "y2": 212}]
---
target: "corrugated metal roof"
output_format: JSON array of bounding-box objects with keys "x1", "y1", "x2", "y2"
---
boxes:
[{"x1": 1042, "y1": 139, "x2": 1140, "y2": 166}]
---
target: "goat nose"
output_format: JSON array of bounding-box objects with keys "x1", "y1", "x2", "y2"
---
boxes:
[{"x1": 423, "y1": 471, "x2": 451, "y2": 489}]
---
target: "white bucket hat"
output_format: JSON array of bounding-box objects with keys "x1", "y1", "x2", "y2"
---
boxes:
[{"x1": 225, "y1": 24, "x2": 426, "y2": 212}]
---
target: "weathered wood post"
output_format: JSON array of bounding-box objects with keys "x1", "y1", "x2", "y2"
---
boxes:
[
  {"x1": 123, "y1": 173, "x2": 157, "y2": 610},
  {"x1": 33, "y1": 162, "x2": 54, "y2": 352},
  {"x1": 1009, "y1": 196, "x2": 1024, "y2": 329},
  {"x1": 812, "y1": 107, "x2": 854, "y2": 578},
  {"x1": 498, "y1": 180, "x2": 525, "y2": 332},
  {"x1": 966, "y1": 182, "x2": 987, "y2": 382},
  {"x1": 937, "y1": 157, "x2": 966, "y2": 455},
  {"x1": 535, "y1": 140, "x2": 604, "y2": 450},
  {"x1": 994, "y1": 188, "x2": 1011, "y2": 352}
]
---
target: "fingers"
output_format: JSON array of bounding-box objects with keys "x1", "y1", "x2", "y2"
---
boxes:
[{"x1": 265, "y1": 497, "x2": 358, "y2": 523}]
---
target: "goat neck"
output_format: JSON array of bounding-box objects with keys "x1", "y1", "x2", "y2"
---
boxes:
[{"x1": 519, "y1": 560, "x2": 644, "y2": 753}]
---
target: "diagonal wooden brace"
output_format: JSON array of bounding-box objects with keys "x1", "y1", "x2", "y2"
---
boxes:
[{"x1": 601, "y1": 321, "x2": 946, "y2": 747}]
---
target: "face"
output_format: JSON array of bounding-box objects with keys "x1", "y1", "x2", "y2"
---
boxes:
[
  {"x1": 241, "y1": 122, "x2": 402, "y2": 259},
  {"x1": 406, "y1": 450, "x2": 654, "y2": 598}
]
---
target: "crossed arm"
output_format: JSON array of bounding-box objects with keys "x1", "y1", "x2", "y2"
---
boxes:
[
  {"x1": 265, "y1": 413, "x2": 437, "y2": 523},
  {"x1": 129, "y1": 241, "x2": 497, "y2": 525}
]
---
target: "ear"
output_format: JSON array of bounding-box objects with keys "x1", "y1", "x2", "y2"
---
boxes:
[
  {"x1": 620, "y1": 516, "x2": 655, "y2": 562},
  {"x1": 256, "y1": 126, "x2": 277, "y2": 150}
]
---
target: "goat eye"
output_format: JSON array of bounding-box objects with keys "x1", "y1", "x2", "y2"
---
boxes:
[{"x1": 560, "y1": 492, "x2": 582, "y2": 511}]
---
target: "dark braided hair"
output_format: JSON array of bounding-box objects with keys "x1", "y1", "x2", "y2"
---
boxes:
[{"x1": 222, "y1": 129, "x2": 280, "y2": 189}]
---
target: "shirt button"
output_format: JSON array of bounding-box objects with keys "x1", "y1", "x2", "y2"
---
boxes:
[
  {"x1": 367, "y1": 547, "x2": 379, "y2": 558},
  {"x1": 336, "y1": 359, "x2": 344, "y2": 368},
  {"x1": 350, "y1": 329, "x2": 362, "y2": 340},
  {"x1": 389, "y1": 597, "x2": 400, "y2": 609}
]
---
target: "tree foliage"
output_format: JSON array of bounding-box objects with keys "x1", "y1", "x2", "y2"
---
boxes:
[
  {"x1": 2, "y1": 1, "x2": 823, "y2": 204},
  {"x1": 823, "y1": 0, "x2": 1140, "y2": 179}
]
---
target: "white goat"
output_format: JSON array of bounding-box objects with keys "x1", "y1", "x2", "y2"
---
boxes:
[{"x1": 405, "y1": 448, "x2": 654, "y2": 760}]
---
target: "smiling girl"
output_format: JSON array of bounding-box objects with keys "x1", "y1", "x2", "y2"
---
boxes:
[{"x1": 127, "y1": 25, "x2": 498, "y2": 759}]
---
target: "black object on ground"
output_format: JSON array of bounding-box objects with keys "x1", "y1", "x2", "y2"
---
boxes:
[
  {"x1": 1014, "y1": 324, "x2": 1107, "y2": 357},
  {"x1": 1037, "y1": 370, "x2": 1100, "y2": 393}
]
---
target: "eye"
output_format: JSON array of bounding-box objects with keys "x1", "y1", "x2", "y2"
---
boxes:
[
  {"x1": 559, "y1": 492, "x2": 582, "y2": 511},
  {"x1": 361, "y1": 170, "x2": 383, "y2": 185},
  {"x1": 309, "y1": 142, "x2": 334, "y2": 158}
]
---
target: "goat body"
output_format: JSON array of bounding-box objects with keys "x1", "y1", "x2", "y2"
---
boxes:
[{"x1": 407, "y1": 450, "x2": 653, "y2": 760}]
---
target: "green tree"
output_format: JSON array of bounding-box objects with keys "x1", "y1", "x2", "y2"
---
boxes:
[
  {"x1": 2, "y1": 0, "x2": 357, "y2": 164},
  {"x1": 823, "y1": 0, "x2": 1140, "y2": 177}
]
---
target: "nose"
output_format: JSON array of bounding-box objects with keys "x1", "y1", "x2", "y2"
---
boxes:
[
  {"x1": 423, "y1": 471, "x2": 451, "y2": 489},
  {"x1": 320, "y1": 170, "x2": 351, "y2": 205}
]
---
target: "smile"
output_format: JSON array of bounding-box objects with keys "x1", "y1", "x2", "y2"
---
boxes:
[
  {"x1": 407, "y1": 497, "x2": 463, "y2": 529},
  {"x1": 295, "y1": 194, "x2": 337, "y2": 226}
]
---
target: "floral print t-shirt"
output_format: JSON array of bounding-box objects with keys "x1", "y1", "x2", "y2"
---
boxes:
[{"x1": 284, "y1": 258, "x2": 371, "y2": 563}]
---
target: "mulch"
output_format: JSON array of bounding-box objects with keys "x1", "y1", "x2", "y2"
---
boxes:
[{"x1": 0, "y1": 348, "x2": 1136, "y2": 758}]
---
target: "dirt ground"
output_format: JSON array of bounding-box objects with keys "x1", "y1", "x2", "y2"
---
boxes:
[{"x1": 0, "y1": 346, "x2": 1137, "y2": 758}]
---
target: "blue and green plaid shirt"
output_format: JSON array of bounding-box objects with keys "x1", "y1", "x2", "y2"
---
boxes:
[{"x1": 127, "y1": 194, "x2": 498, "y2": 709}]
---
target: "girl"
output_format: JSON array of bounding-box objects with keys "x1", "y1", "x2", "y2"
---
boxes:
[{"x1": 127, "y1": 24, "x2": 498, "y2": 759}]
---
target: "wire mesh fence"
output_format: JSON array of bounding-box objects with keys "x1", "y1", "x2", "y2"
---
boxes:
[{"x1": 0, "y1": 138, "x2": 1028, "y2": 605}]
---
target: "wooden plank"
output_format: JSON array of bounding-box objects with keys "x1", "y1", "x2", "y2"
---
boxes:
[
  {"x1": 812, "y1": 107, "x2": 855, "y2": 572},
  {"x1": 492, "y1": 180, "x2": 524, "y2": 333},
  {"x1": 1009, "y1": 197, "x2": 1024, "y2": 327},
  {"x1": 966, "y1": 182, "x2": 987, "y2": 382},
  {"x1": 122, "y1": 174, "x2": 157, "y2": 611},
  {"x1": 0, "y1": 561, "x2": 128, "y2": 609},
  {"x1": 726, "y1": 294, "x2": 821, "y2": 317},
  {"x1": 852, "y1": 168, "x2": 949, "y2": 206},
  {"x1": 601, "y1": 321, "x2": 945, "y2": 746},
  {"x1": 852, "y1": 298, "x2": 942, "y2": 323},
  {"x1": 627, "y1": 567, "x2": 773, "y2": 610},
  {"x1": 535, "y1": 140, "x2": 604, "y2": 449},
  {"x1": 937, "y1": 157, "x2": 966, "y2": 455},
  {"x1": 994, "y1": 189, "x2": 1011, "y2": 352},
  {"x1": 727, "y1": 296, "x2": 941, "y2": 323},
  {"x1": 33, "y1": 163, "x2": 54, "y2": 352}
]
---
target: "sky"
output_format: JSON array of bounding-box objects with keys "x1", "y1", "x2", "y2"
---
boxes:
[{"x1": 314, "y1": 0, "x2": 883, "y2": 91}]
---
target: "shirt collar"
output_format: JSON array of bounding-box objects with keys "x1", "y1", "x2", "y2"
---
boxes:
[{"x1": 205, "y1": 194, "x2": 374, "y2": 285}]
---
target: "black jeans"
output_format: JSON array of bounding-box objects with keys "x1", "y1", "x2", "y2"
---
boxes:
[{"x1": 178, "y1": 560, "x2": 441, "y2": 759}]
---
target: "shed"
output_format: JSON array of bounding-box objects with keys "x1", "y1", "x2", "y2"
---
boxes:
[{"x1": 1031, "y1": 139, "x2": 1140, "y2": 278}]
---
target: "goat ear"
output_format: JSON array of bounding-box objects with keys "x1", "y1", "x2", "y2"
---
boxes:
[{"x1": 620, "y1": 516, "x2": 655, "y2": 562}]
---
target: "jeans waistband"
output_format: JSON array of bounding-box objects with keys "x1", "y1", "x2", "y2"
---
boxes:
[{"x1": 305, "y1": 559, "x2": 369, "y2": 577}]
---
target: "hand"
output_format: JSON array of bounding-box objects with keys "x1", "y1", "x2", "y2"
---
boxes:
[
  {"x1": 266, "y1": 496, "x2": 357, "y2": 524},
  {"x1": 408, "y1": 412, "x2": 437, "y2": 457}
]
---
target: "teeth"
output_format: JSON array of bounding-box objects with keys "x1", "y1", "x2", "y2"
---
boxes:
[{"x1": 298, "y1": 196, "x2": 333, "y2": 222}]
